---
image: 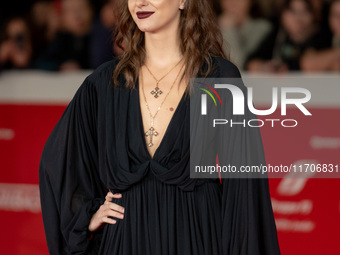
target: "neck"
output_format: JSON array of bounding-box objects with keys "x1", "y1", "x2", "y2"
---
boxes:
[{"x1": 144, "y1": 23, "x2": 183, "y2": 68}]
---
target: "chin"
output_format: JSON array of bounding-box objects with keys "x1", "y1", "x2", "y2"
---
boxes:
[{"x1": 137, "y1": 24, "x2": 157, "y2": 33}]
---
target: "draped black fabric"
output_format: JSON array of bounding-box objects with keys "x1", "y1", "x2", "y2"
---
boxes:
[{"x1": 39, "y1": 56, "x2": 281, "y2": 255}]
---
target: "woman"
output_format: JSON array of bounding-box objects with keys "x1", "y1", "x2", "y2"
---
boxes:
[{"x1": 39, "y1": 0, "x2": 281, "y2": 254}]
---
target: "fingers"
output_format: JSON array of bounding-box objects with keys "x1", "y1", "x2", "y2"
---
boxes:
[
  {"x1": 103, "y1": 191, "x2": 125, "y2": 220},
  {"x1": 89, "y1": 193, "x2": 125, "y2": 232},
  {"x1": 95, "y1": 203, "x2": 124, "y2": 228},
  {"x1": 102, "y1": 216, "x2": 116, "y2": 224},
  {"x1": 104, "y1": 192, "x2": 123, "y2": 207},
  {"x1": 103, "y1": 206, "x2": 124, "y2": 220},
  {"x1": 105, "y1": 191, "x2": 122, "y2": 201},
  {"x1": 109, "y1": 202, "x2": 125, "y2": 214}
]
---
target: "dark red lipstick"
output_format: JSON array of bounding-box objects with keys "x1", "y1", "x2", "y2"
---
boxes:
[{"x1": 136, "y1": 11, "x2": 154, "y2": 19}]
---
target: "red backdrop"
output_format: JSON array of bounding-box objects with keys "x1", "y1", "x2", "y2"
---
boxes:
[{"x1": 0, "y1": 100, "x2": 339, "y2": 254}]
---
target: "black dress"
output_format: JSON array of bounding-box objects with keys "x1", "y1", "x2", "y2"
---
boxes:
[{"x1": 39, "y1": 56, "x2": 281, "y2": 255}]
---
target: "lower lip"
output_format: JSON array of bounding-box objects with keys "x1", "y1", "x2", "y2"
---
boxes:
[{"x1": 137, "y1": 12, "x2": 154, "y2": 19}]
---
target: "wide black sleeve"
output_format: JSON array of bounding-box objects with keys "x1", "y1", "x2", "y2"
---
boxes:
[
  {"x1": 215, "y1": 58, "x2": 281, "y2": 255},
  {"x1": 39, "y1": 75, "x2": 106, "y2": 255}
]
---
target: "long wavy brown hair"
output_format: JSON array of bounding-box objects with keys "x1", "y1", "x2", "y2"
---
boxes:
[{"x1": 112, "y1": 0, "x2": 228, "y2": 97}]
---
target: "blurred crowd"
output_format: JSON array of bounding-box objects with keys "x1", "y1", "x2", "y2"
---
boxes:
[
  {"x1": 1, "y1": 0, "x2": 340, "y2": 73},
  {"x1": 0, "y1": 0, "x2": 120, "y2": 71}
]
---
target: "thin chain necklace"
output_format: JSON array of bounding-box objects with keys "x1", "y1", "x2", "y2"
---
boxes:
[
  {"x1": 141, "y1": 62, "x2": 185, "y2": 147},
  {"x1": 145, "y1": 57, "x2": 184, "y2": 99}
]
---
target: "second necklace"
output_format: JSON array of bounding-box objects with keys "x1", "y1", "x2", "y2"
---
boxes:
[{"x1": 141, "y1": 61, "x2": 185, "y2": 147}]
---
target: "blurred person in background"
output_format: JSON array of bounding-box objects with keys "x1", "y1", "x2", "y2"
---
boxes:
[
  {"x1": 30, "y1": 0, "x2": 61, "y2": 50},
  {"x1": 35, "y1": 0, "x2": 117, "y2": 71},
  {"x1": 29, "y1": 0, "x2": 61, "y2": 67},
  {"x1": 301, "y1": 0, "x2": 340, "y2": 71},
  {"x1": 0, "y1": 16, "x2": 33, "y2": 70},
  {"x1": 34, "y1": 0, "x2": 94, "y2": 70},
  {"x1": 308, "y1": 0, "x2": 334, "y2": 40},
  {"x1": 91, "y1": 0, "x2": 121, "y2": 67},
  {"x1": 258, "y1": 0, "x2": 333, "y2": 26},
  {"x1": 218, "y1": 0, "x2": 272, "y2": 69},
  {"x1": 246, "y1": 0, "x2": 319, "y2": 73}
]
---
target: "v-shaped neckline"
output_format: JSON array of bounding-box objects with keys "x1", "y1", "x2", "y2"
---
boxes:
[{"x1": 136, "y1": 77, "x2": 187, "y2": 160}]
